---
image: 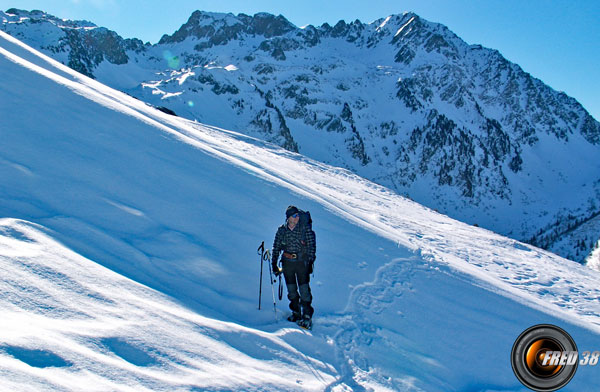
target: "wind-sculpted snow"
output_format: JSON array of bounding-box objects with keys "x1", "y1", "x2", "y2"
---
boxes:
[
  {"x1": 1, "y1": 30, "x2": 600, "y2": 390},
  {"x1": 0, "y1": 219, "x2": 337, "y2": 391}
]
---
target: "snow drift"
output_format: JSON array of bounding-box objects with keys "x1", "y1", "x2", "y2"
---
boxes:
[{"x1": 1, "y1": 30, "x2": 600, "y2": 391}]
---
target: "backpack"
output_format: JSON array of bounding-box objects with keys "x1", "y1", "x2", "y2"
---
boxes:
[
  {"x1": 297, "y1": 210, "x2": 315, "y2": 263},
  {"x1": 298, "y1": 209, "x2": 312, "y2": 232}
]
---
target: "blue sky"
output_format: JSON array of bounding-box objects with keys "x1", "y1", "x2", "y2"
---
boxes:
[{"x1": 2, "y1": 0, "x2": 599, "y2": 121}]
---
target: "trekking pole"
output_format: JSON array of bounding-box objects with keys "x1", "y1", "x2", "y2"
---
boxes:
[
  {"x1": 257, "y1": 241, "x2": 265, "y2": 310},
  {"x1": 278, "y1": 273, "x2": 283, "y2": 301},
  {"x1": 265, "y1": 249, "x2": 278, "y2": 320}
]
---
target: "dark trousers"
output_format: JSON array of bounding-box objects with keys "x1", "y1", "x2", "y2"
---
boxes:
[{"x1": 282, "y1": 258, "x2": 314, "y2": 318}]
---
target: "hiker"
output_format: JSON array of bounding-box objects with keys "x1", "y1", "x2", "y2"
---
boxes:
[{"x1": 271, "y1": 205, "x2": 316, "y2": 328}]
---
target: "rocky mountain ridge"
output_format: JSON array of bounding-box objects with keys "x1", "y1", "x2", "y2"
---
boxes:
[{"x1": 2, "y1": 8, "x2": 599, "y2": 263}]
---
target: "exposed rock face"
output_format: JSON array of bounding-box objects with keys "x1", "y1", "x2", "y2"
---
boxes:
[
  {"x1": 2, "y1": 8, "x2": 146, "y2": 77},
  {"x1": 158, "y1": 11, "x2": 296, "y2": 47}
]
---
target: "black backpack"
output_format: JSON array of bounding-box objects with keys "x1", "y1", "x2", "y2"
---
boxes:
[
  {"x1": 298, "y1": 209, "x2": 312, "y2": 232},
  {"x1": 298, "y1": 210, "x2": 315, "y2": 262}
]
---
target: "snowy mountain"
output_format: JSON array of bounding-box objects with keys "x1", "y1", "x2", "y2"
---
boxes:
[
  {"x1": 3, "y1": 8, "x2": 600, "y2": 265},
  {"x1": 3, "y1": 27, "x2": 600, "y2": 391}
]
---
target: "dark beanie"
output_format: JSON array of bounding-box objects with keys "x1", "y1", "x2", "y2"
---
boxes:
[{"x1": 286, "y1": 205, "x2": 299, "y2": 218}]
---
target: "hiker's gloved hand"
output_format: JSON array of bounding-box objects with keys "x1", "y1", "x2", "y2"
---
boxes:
[
  {"x1": 307, "y1": 256, "x2": 315, "y2": 274},
  {"x1": 272, "y1": 263, "x2": 282, "y2": 277}
]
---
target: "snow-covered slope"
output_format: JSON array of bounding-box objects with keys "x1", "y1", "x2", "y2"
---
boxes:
[
  {"x1": 586, "y1": 237, "x2": 600, "y2": 271},
  {"x1": 0, "y1": 218, "x2": 337, "y2": 391},
  {"x1": 1, "y1": 30, "x2": 600, "y2": 391},
  {"x1": 2, "y1": 8, "x2": 600, "y2": 264}
]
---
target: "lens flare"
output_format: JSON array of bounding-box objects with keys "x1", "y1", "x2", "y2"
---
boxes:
[{"x1": 162, "y1": 50, "x2": 180, "y2": 69}]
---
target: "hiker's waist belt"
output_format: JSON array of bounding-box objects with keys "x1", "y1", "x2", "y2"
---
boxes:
[{"x1": 283, "y1": 252, "x2": 297, "y2": 259}]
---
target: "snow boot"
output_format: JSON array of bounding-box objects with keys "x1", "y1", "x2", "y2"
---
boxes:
[
  {"x1": 297, "y1": 315, "x2": 313, "y2": 330},
  {"x1": 287, "y1": 312, "x2": 301, "y2": 322}
]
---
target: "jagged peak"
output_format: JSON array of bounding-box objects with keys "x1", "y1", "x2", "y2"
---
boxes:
[
  {"x1": 309, "y1": 12, "x2": 427, "y2": 43},
  {"x1": 187, "y1": 10, "x2": 240, "y2": 26},
  {"x1": 159, "y1": 10, "x2": 297, "y2": 44},
  {"x1": 3, "y1": 8, "x2": 97, "y2": 29},
  {"x1": 252, "y1": 11, "x2": 291, "y2": 22},
  {"x1": 5, "y1": 8, "x2": 46, "y2": 17},
  {"x1": 312, "y1": 18, "x2": 365, "y2": 42},
  {"x1": 157, "y1": 9, "x2": 442, "y2": 48},
  {"x1": 371, "y1": 12, "x2": 419, "y2": 26},
  {"x1": 247, "y1": 12, "x2": 296, "y2": 37}
]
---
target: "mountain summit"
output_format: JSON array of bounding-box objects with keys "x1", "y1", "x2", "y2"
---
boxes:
[
  {"x1": 158, "y1": 11, "x2": 297, "y2": 45},
  {"x1": 2, "y1": 8, "x2": 599, "y2": 264}
]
